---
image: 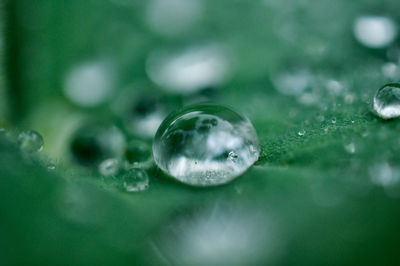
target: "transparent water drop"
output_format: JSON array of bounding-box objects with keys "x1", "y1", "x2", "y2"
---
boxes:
[
  {"x1": 153, "y1": 104, "x2": 260, "y2": 186},
  {"x1": 124, "y1": 140, "x2": 153, "y2": 169},
  {"x1": 373, "y1": 83, "x2": 400, "y2": 119},
  {"x1": 146, "y1": 44, "x2": 229, "y2": 94},
  {"x1": 18, "y1": 130, "x2": 44, "y2": 153},
  {"x1": 70, "y1": 122, "x2": 126, "y2": 167},
  {"x1": 331, "y1": 117, "x2": 337, "y2": 124},
  {"x1": 123, "y1": 168, "x2": 149, "y2": 192},
  {"x1": 63, "y1": 60, "x2": 115, "y2": 107},
  {"x1": 297, "y1": 129, "x2": 306, "y2": 136},
  {"x1": 353, "y1": 16, "x2": 397, "y2": 48},
  {"x1": 47, "y1": 161, "x2": 56, "y2": 171},
  {"x1": 99, "y1": 158, "x2": 120, "y2": 176}
]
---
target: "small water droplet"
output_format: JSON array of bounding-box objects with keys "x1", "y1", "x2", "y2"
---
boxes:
[
  {"x1": 123, "y1": 168, "x2": 150, "y2": 192},
  {"x1": 18, "y1": 130, "x2": 44, "y2": 153},
  {"x1": 331, "y1": 117, "x2": 337, "y2": 124},
  {"x1": 124, "y1": 140, "x2": 153, "y2": 169},
  {"x1": 99, "y1": 158, "x2": 120, "y2": 176},
  {"x1": 47, "y1": 161, "x2": 56, "y2": 171},
  {"x1": 369, "y1": 162, "x2": 400, "y2": 187},
  {"x1": 353, "y1": 15, "x2": 397, "y2": 48},
  {"x1": 344, "y1": 142, "x2": 356, "y2": 154},
  {"x1": 373, "y1": 83, "x2": 400, "y2": 119},
  {"x1": 382, "y1": 62, "x2": 399, "y2": 79},
  {"x1": 153, "y1": 104, "x2": 260, "y2": 186},
  {"x1": 297, "y1": 129, "x2": 306, "y2": 136}
]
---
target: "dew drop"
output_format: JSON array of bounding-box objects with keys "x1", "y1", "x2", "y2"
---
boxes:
[
  {"x1": 353, "y1": 16, "x2": 397, "y2": 48},
  {"x1": 297, "y1": 129, "x2": 306, "y2": 136},
  {"x1": 373, "y1": 83, "x2": 400, "y2": 119},
  {"x1": 124, "y1": 140, "x2": 153, "y2": 169},
  {"x1": 18, "y1": 130, "x2": 44, "y2": 153},
  {"x1": 344, "y1": 142, "x2": 356, "y2": 154},
  {"x1": 99, "y1": 158, "x2": 120, "y2": 176},
  {"x1": 331, "y1": 117, "x2": 337, "y2": 124},
  {"x1": 123, "y1": 168, "x2": 150, "y2": 192},
  {"x1": 153, "y1": 104, "x2": 260, "y2": 186}
]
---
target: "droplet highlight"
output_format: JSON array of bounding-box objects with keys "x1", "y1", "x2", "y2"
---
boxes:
[{"x1": 18, "y1": 130, "x2": 44, "y2": 153}]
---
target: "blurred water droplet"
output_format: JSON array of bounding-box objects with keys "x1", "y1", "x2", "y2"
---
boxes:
[
  {"x1": 146, "y1": 0, "x2": 203, "y2": 36},
  {"x1": 382, "y1": 62, "x2": 399, "y2": 79},
  {"x1": 344, "y1": 142, "x2": 356, "y2": 154},
  {"x1": 273, "y1": 68, "x2": 311, "y2": 96},
  {"x1": 369, "y1": 162, "x2": 400, "y2": 187},
  {"x1": 18, "y1": 130, "x2": 44, "y2": 153},
  {"x1": 297, "y1": 129, "x2": 306, "y2": 136},
  {"x1": 374, "y1": 83, "x2": 400, "y2": 119},
  {"x1": 121, "y1": 93, "x2": 168, "y2": 138},
  {"x1": 147, "y1": 44, "x2": 229, "y2": 94},
  {"x1": 353, "y1": 16, "x2": 397, "y2": 48},
  {"x1": 325, "y1": 79, "x2": 343, "y2": 95},
  {"x1": 70, "y1": 123, "x2": 126, "y2": 167},
  {"x1": 124, "y1": 140, "x2": 153, "y2": 169},
  {"x1": 123, "y1": 168, "x2": 149, "y2": 192},
  {"x1": 331, "y1": 117, "x2": 337, "y2": 124},
  {"x1": 153, "y1": 104, "x2": 260, "y2": 186},
  {"x1": 155, "y1": 205, "x2": 283, "y2": 265},
  {"x1": 63, "y1": 61, "x2": 115, "y2": 107},
  {"x1": 99, "y1": 158, "x2": 120, "y2": 176},
  {"x1": 47, "y1": 161, "x2": 56, "y2": 171}
]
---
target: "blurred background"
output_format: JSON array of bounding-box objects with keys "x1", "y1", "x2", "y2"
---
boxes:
[{"x1": 2, "y1": 0, "x2": 400, "y2": 265}]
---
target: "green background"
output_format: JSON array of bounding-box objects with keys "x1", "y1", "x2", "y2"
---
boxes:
[{"x1": 2, "y1": 0, "x2": 400, "y2": 265}]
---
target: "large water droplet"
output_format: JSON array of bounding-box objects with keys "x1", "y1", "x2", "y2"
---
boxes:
[
  {"x1": 123, "y1": 168, "x2": 150, "y2": 192},
  {"x1": 153, "y1": 104, "x2": 260, "y2": 186},
  {"x1": 353, "y1": 16, "x2": 397, "y2": 48},
  {"x1": 373, "y1": 83, "x2": 400, "y2": 119},
  {"x1": 146, "y1": 44, "x2": 229, "y2": 94},
  {"x1": 18, "y1": 130, "x2": 44, "y2": 153}
]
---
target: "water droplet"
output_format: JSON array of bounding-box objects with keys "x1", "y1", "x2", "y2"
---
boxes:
[
  {"x1": 123, "y1": 168, "x2": 149, "y2": 192},
  {"x1": 147, "y1": 44, "x2": 229, "y2": 94},
  {"x1": 153, "y1": 104, "x2": 260, "y2": 186},
  {"x1": 99, "y1": 158, "x2": 120, "y2": 176},
  {"x1": 331, "y1": 117, "x2": 337, "y2": 124},
  {"x1": 70, "y1": 123, "x2": 126, "y2": 167},
  {"x1": 18, "y1": 130, "x2": 44, "y2": 153},
  {"x1": 47, "y1": 161, "x2": 56, "y2": 171},
  {"x1": 344, "y1": 142, "x2": 356, "y2": 154},
  {"x1": 373, "y1": 83, "x2": 400, "y2": 119},
  {"x1": 124, "y1": 140, "x2": 153, "y2": 169},
  {"x1": 353, "y1": 16, "x2": 397, "y2": 48},
  {"x1": 63, "y1": 60, "x2": 115, "y2": 107},
  {"x1": 297, "y1": 129, "x2": 306, "y2": 136}
]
